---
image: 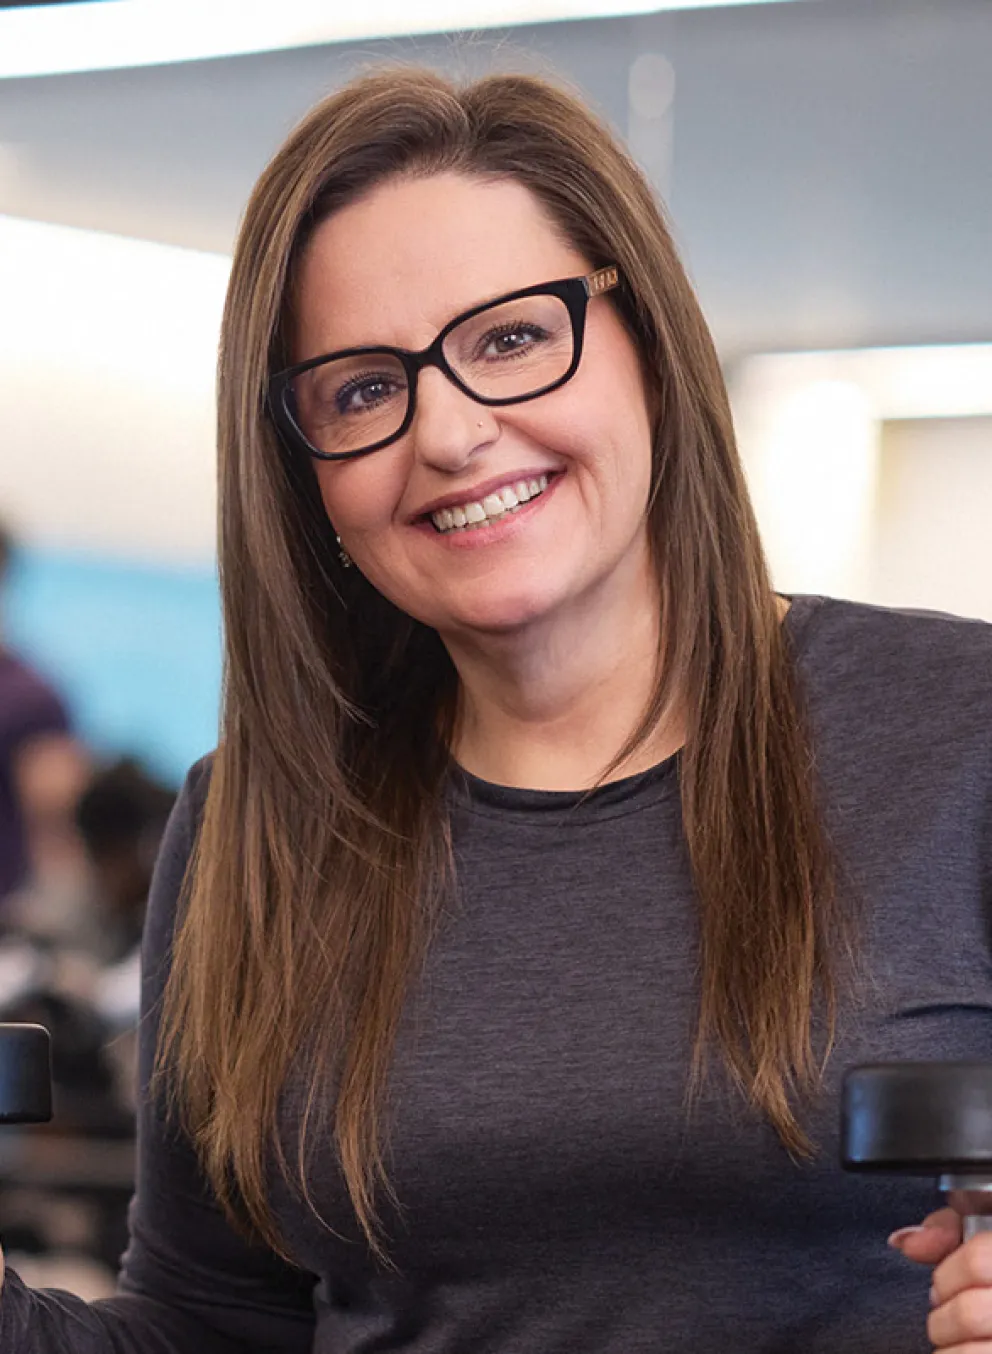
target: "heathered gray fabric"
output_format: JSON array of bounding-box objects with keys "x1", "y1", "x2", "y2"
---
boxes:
[{"x1": 3, "y1": 593, "x2": 992, "y2": 1353}]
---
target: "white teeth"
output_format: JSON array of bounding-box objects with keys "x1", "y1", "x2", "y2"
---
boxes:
[{"x1": 430, "y1": 473, "x2": 553, "y2": 533}]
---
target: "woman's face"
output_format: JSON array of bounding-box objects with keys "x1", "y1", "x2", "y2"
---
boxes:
[{"x1": 291, "y1": 172, "x2": 656, "y2": 642}]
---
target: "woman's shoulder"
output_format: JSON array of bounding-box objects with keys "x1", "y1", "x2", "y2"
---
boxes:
[
  {"x1": 787, "y1": 593, "x2": 992, "y2": 684},
  {"x1": 784, "y1": 593, "x2": 992, "y2": 750},
  {"x1": 159, "y1": 751, "x2": 214, "y2": 867},
  {"x1": 183, "y1": 750, "x2": 215, "y2": 808},
  {"x1": 141, "y1": 751, "x2": 215, "y2": 971}
]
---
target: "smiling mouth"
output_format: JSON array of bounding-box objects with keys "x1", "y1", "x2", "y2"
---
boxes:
[{"x1": 428, "y1": 474, "x2": 551, "y2": 534}]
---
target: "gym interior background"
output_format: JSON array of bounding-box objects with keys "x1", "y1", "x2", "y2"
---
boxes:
[{"x1": 0, "y1": 0, "x2": 989, "y2": 1296}]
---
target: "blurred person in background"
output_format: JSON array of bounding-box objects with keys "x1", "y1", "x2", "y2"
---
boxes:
[
  {"x1": 0, "y1": 756, "x2": 175, "y2": 1115},
  {"x1": 74, "y1": 758, "x2": 177, "y2": 1045},
  {"x1": 0, "y1": 521, "x2": 90, "y2": 926},
  {"x1": 0, "y1": 759, "x2": 175, "y2": 1294},
  {"x1": 1, "y1": 68, "x2": 991, "y2": 1354}
]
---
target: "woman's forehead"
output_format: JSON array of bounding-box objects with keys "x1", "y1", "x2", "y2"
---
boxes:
[{"x1": 291, "y1": 172, "x2": 588, "y2": 356}]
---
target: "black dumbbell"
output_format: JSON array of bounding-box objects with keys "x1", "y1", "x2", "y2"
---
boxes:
[
  {"x1": 0, "y1": 1023, "x2": 52, "y2": 1124},
  {"x1": 842, "y1": 1062, "x2": 992, "y2": 1241}
]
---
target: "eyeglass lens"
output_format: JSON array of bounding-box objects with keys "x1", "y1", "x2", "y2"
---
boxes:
[{"x1": 288, "y1": 291, "x2": 575, "y2": 458}]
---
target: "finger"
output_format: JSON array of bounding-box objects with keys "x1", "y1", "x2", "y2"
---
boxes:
[
  {"x1": 928, "y1": 1284, "x2": 992, "y2": 1349},
  {"x1": 936, "y1": 1345, "x2": 992, "y2": 1353},
  {"x1": 932, "y1": 1234, "x2": 992, "y2": 1307},
  {"x1": 890, "y1": 1209, "x2": 963, "y2": 1265},
  {"x1": 929, "y1": 1345, "x2": 992, "y2": 1354}
]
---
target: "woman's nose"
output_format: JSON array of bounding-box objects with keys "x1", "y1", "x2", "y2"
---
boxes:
[{"x1": 410, "y1": 366, "x2": 499, "y2": 471}]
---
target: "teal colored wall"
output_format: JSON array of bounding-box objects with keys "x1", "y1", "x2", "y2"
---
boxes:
[{"x1": 4, "y1": 548, "x2": 222, "y2": 789}]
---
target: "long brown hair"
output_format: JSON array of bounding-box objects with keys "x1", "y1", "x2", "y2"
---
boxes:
[{"x1": 158, "y1": 67, "x2": 847, "y2": 1260}]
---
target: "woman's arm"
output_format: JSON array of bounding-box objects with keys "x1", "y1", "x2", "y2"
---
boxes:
[
  {"x1": 0, "y1": 759, "x2": 318, "y2": 1353},
  {"x1": 889, "y1": 787, "x2": 992, "y2": 1351}
]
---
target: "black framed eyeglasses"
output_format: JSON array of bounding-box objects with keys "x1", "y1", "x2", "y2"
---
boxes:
[{"x1": 268, "y1": 265, "x2": 621, "y2": 461}]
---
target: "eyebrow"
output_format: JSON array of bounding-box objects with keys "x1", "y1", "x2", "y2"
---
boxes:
[{"x1": 295, "y1": 272, "x2": 585, "y2": 363}]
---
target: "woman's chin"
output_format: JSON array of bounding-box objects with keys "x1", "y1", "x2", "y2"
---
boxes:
[{"x1": 433, "y1": 589, "x2": 563, "y2": 640}]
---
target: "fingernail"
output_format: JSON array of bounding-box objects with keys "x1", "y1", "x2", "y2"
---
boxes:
[
  {"x1": 887, "y1": 1226, "x2": 925, "y2": 1249},
  {"x1": 929, "y1": 1285, "x2": 939, "y2": 1308}
]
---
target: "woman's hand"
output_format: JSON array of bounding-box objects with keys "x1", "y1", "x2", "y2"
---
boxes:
[{"x1": 891, "y1": 1206, "x2": 992, "y2": 1349}]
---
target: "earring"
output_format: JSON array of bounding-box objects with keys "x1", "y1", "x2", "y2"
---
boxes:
[{"x1": 335, "y1": 534, "x2": 353, "y2": 569}]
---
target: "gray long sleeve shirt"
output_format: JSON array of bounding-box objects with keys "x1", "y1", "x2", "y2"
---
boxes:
[{"x1": 2, "y1": 593, "x2": 992, "y2": 1352}]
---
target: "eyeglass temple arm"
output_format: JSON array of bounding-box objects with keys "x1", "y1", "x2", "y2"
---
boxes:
[{"x1": 585, "y1": 265, "x2": 620, "y2": 297}]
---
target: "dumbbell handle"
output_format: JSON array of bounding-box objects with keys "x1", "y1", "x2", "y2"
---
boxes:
[
  {"x1": 940, "y1": 1176, "x2": 992, "y2": 1243},
  {"x1": 0, "y1": 1023, "x2": 52, "y2": 1124}
]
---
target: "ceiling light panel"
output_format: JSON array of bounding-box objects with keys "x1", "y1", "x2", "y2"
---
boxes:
[{"x1": 2, "y1": 0, "x2": 810, "y2": 80}]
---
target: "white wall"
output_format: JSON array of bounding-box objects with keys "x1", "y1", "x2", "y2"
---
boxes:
[
  {"x1": 871, "y1": 416, "x2": 992, "y2": 623},
  {"x1": 731, "y1": 346, "x2": 992, "y2": 622},
  {"x1": 0, "y1": 214, "x2": 226, "y2": 565}
]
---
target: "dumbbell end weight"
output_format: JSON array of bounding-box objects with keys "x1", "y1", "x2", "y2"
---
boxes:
[
  {"x1": 0, "y1": 1023, "x2": 53, "y2": 1124},
  {"x1": 842, "y1": 1062, "x2": 992, "y2": 1242},
  {"x1": 841, "y1": 1063, "x2": 992, "y2": 1173}
]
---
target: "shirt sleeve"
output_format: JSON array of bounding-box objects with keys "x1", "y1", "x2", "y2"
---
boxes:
[{"x1": 0, "y1": 758, "x2": 318, "y2": 1354}]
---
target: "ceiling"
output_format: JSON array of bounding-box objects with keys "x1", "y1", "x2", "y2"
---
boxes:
[{"x1": 0, "y1": 0, "x2": 990, "y2": 360}]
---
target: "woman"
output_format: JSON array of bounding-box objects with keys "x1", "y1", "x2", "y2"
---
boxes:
[{"x1": 1, "y1": 67, "x2": 990, "y2": 1353}]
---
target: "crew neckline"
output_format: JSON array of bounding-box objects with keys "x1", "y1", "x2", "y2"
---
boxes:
[
  {"x1": 447, "y1": 748, "x2": 680, "y2": 822},
  {"x1": 446, "y1": 595, "x2": 824, "y2": 823}
]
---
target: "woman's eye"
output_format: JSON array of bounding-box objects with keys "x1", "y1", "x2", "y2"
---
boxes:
[
  {"x1": 335, "y1": 374, "x2": 403, "y2": 416},
  {"x1": 480, "y1": 325, "x2": 548, "y2": 359}
]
